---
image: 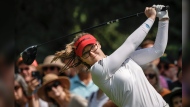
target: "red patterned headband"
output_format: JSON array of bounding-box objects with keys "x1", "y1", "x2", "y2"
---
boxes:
[{"x1": 74, "y1": 34, "x2": 96, "y2": 56}]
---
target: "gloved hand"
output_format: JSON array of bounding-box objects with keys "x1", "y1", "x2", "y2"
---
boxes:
[{"x1": 152, "y1": 5, "x2": 169, "y2": 20}]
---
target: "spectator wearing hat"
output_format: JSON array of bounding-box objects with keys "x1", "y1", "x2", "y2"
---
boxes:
[
  {"x1": 16, "y1": 57, "x2": 48, "y2": 107},
  {"x1": 37, "y1": 73, "x2": 87, "y2": 107},
  {"x1": 37, "y1": 55, "x2": 64, "y2": 76},
  {"x1": 163, "y1": 88, "x2": 182, "y2": 107}
]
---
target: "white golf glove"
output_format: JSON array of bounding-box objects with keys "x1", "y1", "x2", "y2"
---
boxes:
[{"x1": 152, "y1": 4, "x2": 169, "y2": 20}]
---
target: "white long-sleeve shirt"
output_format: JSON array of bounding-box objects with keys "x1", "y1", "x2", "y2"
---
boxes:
[{"x1": 90, "y1": 18, "x2": 169, "y2": 107}]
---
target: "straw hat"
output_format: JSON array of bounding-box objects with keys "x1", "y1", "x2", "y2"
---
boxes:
[
  {"x1": 37, "y1": 55, "x2": 64, "y2": 73},
  {"x1": 37, "y1": 73, "x2": 70, "y2": 102}
]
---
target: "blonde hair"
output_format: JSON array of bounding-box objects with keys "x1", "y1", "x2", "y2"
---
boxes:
[
  {"x1": 14, "y1": 74, "x2": 28, "y2": 96},
  {"x1": 141, "y1": 63, "x2": 162, "y2": 92},
  {"x1": 52, "y1": 32, "x2": 91, "y2": 73}
]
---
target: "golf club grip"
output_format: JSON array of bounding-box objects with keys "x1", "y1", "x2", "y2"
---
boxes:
[{"x1": 161, "y1": 5, "x2": 170, "y2": 11}]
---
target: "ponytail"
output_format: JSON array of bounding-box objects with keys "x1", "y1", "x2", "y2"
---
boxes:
[{"x1": 53, "y1": 33, "x2": 92, "y2": 73}]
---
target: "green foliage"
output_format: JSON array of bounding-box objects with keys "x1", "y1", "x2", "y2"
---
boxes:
[{"x1": 16, "y1": 0, "x2": 182, "y2": 63}]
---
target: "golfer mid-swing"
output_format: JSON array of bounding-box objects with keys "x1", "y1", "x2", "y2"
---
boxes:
[{"x1": 54, "y1": 5, "x2": 169, "y2": 107}]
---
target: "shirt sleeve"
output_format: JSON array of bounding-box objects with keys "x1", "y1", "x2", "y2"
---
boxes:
[
  {"x1": 105, "y1": 18, "x2": 155, "y2": 74},
  {"x1": 129, "y1": 20, "x2": 169, "y2": 65}
]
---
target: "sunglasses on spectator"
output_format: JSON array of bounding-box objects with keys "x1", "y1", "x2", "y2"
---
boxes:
[
  {"x1": 45, "y1": 81, "x2": 61, "y2": 92},
  {"x1": 42, "y1": 66, "x2": 60, "y2": 72},
  {"x1": 14, "y1": 85, "x2": 21, "y2": 91},
  {"x1": 145, "y1": 73, "x2": 156, "y2": 79},
  {"x1": 18, "y1": 67, "x2": 29, "y2": 73}
]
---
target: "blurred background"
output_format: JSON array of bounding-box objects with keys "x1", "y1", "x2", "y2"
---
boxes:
[{"x1": 15, "y1": 0, "x2": 182, "y2": 63}]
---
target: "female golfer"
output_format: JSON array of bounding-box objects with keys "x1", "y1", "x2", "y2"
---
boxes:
[{"x1": 54, "y1": 5, "x2": 169, "y2": 107}]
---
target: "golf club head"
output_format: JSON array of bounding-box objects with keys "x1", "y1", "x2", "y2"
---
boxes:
[{"x1": 20, "y1": 45, "x2": 38, "y2": 65}]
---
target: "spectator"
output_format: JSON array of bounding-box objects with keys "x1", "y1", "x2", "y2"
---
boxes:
[
  {"x1": 14, "y1": 73, "x2": 28, "y2": 107},
  {"x1": 16, "y1": 57, "x2": 38, "y2": 83},
  {"x1": 158, "y1": 56, "x2": 174, "y2": 90},
  {"x1": 16, "y1": 57, "x2": 49, "y2": 107},
  {"x1": 157, "y1": 56, "x2": 169, "y2": 76},
  {"x1": 70, "y1": 65, "x2": 98, "y2": 99},
  {"x1": 142, "y1": 63, "x2": 171, "y2": 97},
  {"x1": 15, "y1": 73, "x2": 48, "y2": 107},
  {"x1": 37, "y1": 73, "x2": 87, "y2": 107},
  {"x1": 164, "y1": 64, "x2": 178, "y2": 82},
  {"x1": 37, "y1": 55, "x2": 64, "y2": 76},
  {"x1": 163, "y1": 88, "x2": 182, "y2": 107}
]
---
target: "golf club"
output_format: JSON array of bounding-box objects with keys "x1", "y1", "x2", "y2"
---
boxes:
[{"x1": 20, "y1": 5, "x2": 169, "y2": 65}]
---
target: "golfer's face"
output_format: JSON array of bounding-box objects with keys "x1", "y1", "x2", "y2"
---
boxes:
[{"x1": 81, "y1": 43, "x2": 105, "y2": 65}]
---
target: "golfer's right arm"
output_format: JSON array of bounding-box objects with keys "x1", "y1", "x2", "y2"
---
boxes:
[
  {"x1": 106, "y1": 7, "x2": 156, "y2": 73},
  {"x1": 129, "y1": 19, "x2": 169, "y2": 65}
]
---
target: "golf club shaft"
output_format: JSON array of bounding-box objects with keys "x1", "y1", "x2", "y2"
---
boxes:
[
  {"x1": 36, "y1": 5, "x2": 170, "y2": 47},
  {"x1": 37, "y1": 12, "x2": 144, "y2": 47}
]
